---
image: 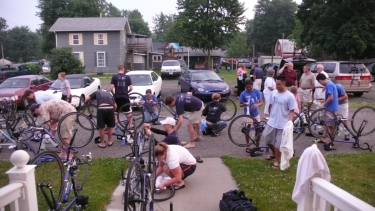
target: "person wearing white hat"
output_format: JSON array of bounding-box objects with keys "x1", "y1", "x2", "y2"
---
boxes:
[{"x1": 144, "y1": 117, "x2": 180, "y2": 145}]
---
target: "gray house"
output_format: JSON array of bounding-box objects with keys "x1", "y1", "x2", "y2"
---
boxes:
[
  {"x1": 49, "y1": 17, "x2": 150, "y2": 73},
  {"x1": 180, "y1": 47, "x2": 227, "y2": 69}
]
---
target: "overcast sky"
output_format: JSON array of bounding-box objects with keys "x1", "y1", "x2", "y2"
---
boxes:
[{"x1": 0, "y1": 0, "x2": 302, "y2": 32}]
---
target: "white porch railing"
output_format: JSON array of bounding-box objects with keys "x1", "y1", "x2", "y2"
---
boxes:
[
  {"x1": 297, "y1": 177, "x2": 375, "y2": 211},
  {"x1": 0, "y1": 150, "x2": 38, "y2": 211}
]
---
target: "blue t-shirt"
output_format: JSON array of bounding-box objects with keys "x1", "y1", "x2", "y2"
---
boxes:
[
  {"x1": 267, "y1": 90, "x2": 296, "y2": 129},
  {"x1": 325, "y1": 81, "x2": 339, "y2": 111},
  {"x1": 175, "y1": 93, "x2": 203, "y2": 116},
  {"x1": 253, "y1": 67, "x2": 263, "y2": 79},
  {"x1": 110, "y1": 73, "x2": 132, "y2": 98},
  {"x1": 239, "y1": 89, "x2": 262, "y2": 117},
  {"x1": 140, "y1": 94, "x2": 158, "y2": 112},
  {"x1": 335, "y1": 84, "x2": 348, "y2": 105}
]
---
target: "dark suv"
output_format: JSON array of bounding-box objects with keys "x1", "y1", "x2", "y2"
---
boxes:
[{"x1": 365, "y1": 63, "x2": 375, "y2": 82}]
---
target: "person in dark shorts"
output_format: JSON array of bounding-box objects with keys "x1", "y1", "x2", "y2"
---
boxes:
[
  {"x1": 165, "y1": 93, "x2": 204, "y2": 149},
  {"x1": 110, "y1": 65, "x2": 133, "y2": 127},
  {"x1": 154, "y1": 142, "x2": 196, "y2": 190},
  {"x1": 86, "y1": 90, "x2": 117, "y2": 148},
  {"x1": 202, "y1": 93, "x2": 227, "y2": 136}
]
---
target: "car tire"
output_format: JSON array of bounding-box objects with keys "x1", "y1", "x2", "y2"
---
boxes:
[
  {"x1": 353, "y1": 92, "x2": 364, "y2": 97},
  {"x1": 371, "y1": 74, "x2": 375, "y2": 82}
]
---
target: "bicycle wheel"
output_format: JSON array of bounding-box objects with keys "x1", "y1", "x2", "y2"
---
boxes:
[
  {"x1": 220, "y1": 98, "x2": 237, "y2": 122},
  {"x1": 71, "y1": 95, "x2": 85, "y2": 110},
  {"x1": 57, "y1": 112, "x2": 94, "y2": 148},
  {"x1": 351, "y1": 106, "x2": 375, "y2": 136},
  {"x1": 292, "y1": 112, "x2": 305, "y2": 142},
  {"x1": 117, "y1": 103, "x2": 144, "y2": 129},
  {"x1": 7, "y1": 112, "x2": 36, "y2": 140},
  {"x1": 228, "y1": 115, "x2": 263, "y2": 147},
  {"x1": 124, "y1": 160, "x2": 143, "y2": 211},
  {"x1": 153, "y1": 183, "x2": 175, "y2": 202},
  {"x1": 29, "y1": 151, "x2": 65, "y2": 211},
  {"x1": 308, "y1": 108, "x2": 337, "y2": 138}
]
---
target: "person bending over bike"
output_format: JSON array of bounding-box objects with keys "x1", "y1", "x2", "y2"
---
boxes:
[
  {"x1": 202, "y1": 93, "x2": 227, "y2": 136},
  {"x1": 155, "y1": 142, "x2": 196, "y2": 190},
  {"x1": 86, "y1": 90, "x2": 117, "y2": 148},
  {"x1": 23, "y1": 89, "x2": 59, "y2": 106},
  {"x1": 138, "y1": 89, "x2": 159, "y2": 124},
  {"x1": 144, "y1": 117, "x2": 180, "y2": 145}
]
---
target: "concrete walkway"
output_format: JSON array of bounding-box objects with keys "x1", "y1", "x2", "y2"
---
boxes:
[{"x1": 106, "y1": 158, "x2": 238, "y2": 211}]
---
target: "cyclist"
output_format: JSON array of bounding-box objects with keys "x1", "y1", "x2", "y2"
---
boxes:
[
  {"x1": 23, "y1": 89, "x2": 59, "y2": 105},
  {"x1": 202, "y1": 93, "x2": 227, "y2": 136},
  {"x1": 85, "y1": 90, "x2": 117, "y2": 148},
  {"x1": 138, "y1": 89, "x2": 159, "y2": 124},
  {"x1": 143, "y1": 117, "x2": 180, "y2": 145},
  {"x1": 110, "y1": 65, "x2": 133, "y2": 128},
  {"x1": 154, "y1": 142, "x2": 196, "y2": 190},
  {"x1": 58, "y1": 72, "x2": 71, "y2": 103}
]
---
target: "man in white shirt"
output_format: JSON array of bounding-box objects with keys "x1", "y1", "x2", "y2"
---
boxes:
[
  {"x1": 23, "y1": 89, "x2": 59, "y2": 105},
  {"x1": 314, "y1": 64, "x2": 329, "y2": 101}
]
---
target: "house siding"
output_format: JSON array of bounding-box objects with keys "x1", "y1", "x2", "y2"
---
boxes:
[{"x1": 56, "y1": 31, "x2": 124, "y2": 73}]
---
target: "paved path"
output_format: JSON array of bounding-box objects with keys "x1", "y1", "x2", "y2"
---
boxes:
[{"x1": 106, "y1": 158, "x2": 238, "y2": 211}]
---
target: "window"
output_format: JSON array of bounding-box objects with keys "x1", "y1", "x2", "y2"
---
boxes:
[
  {"x1": 97, "y1": 52, "x2": 106, "y2": 67},
  {"x1": 38, "y1": 76, "x2": 50, "y2": 84},
  {"x1": 73, "y1": 52, "x2": 84, "y2": 65},
  {"x1": 94, "y1": 33, "x2": 107, "y2": 45},
  {"x1": 73, "y1": 53, "x2": 80, "y2": 60},
  {"x1": 151, "y1": 72, "x2": 158, "y2": 81},
  {"x1": 98, "y1": 34, "x2": 104, "y2": 44},
  {"x1": 30, "y1": 78, "x2": 39, "y2": 86},
  {"x1": 83, "y1": 77, "x2": 92, "y2": 86},
  {"x1": 69, "y1": 33, "x2": 82, "y2": 45}
]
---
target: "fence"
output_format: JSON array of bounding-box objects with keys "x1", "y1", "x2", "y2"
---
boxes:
[
  {"x1": 297, "y1": 177, "x2": 375, "y2": 211},
  {"x1": 0, "y1": 150, "x2": 38, "y2": 211}
]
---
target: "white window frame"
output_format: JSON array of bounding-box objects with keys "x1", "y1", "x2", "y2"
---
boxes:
[
  {"x1": 97, "y1": 33, "x2": 104, "y2": 45},
  {"x1": 73, "y1": 52, "x2": 80, "y2": 60},
  {"x1": 97, "y1": 52, "x2": 106, "y2": 67},
  {"x1": 72, "y1": 34, "x2": 80, "y2": 45}
]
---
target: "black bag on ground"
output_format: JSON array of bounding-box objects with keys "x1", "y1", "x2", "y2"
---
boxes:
[{"x1": 219, "y1": 190, "x2": 257, "y2": 211}]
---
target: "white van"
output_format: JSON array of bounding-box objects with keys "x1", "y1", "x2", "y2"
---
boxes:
[{"x1": 161, "y1": 60, "x2": 184, "y2": 79}]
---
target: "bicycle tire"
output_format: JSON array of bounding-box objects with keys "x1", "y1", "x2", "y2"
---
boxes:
[
  {"x1": 228, "y1": 115, "x2": 262, "y2": 147},
  {"x1": 29, "y1": 151, "x2": 65, "y2": 211},
  {"x1": 308, "y1": 108, "x2": 337, "y2": 138},
  {"x1": 292, "y1": 112, "x2": 305, "y2": 142},
  {"x1": 117, "y1": 103, "x2": 145, "y2": 129},
  {"x1": 6, "y1": 112, "x2": 36, "y2": 140},
  {"x1": 124, "y1": 160, "x2": 143, "y2": 211},
  {"x1": 219, "y1": 98, "x2": 237, "y2": 122},
  {"x1": 71, "y1": 95, "x2": 84, "y2": 110},
  {"x1": 153, "y1": 184, "x2": 175, "y2": 202},
  {"x1": 351, "y1": 106, "x2": 375, "y2": 136},
  {"x1": 57, "y1": 112, "x2": 94, "y2": 148}
]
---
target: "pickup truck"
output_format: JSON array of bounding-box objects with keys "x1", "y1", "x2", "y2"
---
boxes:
[{"x1": 0, "y1": 64, "x2": 37, "y2": 84}]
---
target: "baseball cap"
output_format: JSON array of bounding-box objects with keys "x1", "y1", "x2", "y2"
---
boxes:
[
  {"x1": 160, "y1": 117, "x2": 176, "y2": 126},
  {"x1": 30, "y1": 103, "x2": 40, "y2": 113},
  {"x1": 254, "y1": 63, "x2": 259, "y2": 67}
]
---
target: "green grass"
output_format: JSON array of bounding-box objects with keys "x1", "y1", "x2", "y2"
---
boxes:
[
  {"x1": 222, "y1": 153, "x2": 375, "y2": 211},
  {"x1": 0, "y1": 157, "x2": 127, "y2": 211},
  {"x1": 90, "y1": 74, "x2": 113, "y2": 81},
  {"x1": 349, "y1": 101, "x2": 375, "y2": 109}
]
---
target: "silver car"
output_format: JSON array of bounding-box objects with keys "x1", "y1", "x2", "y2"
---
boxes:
[{"x1": 42, "y1": 64, "x2": 51, "y2": 74}]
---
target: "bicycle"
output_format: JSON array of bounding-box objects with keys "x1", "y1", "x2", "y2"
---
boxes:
[
  {"x1": 122, "y1": 130, "x2": 175, "y2": 211},
  {"x1": 307, "y1": 106, "x2": 375, "y2": 151},
  {"x1": 29, "y1": 127, "x2": 93, "y2": 211},
  {"x1": 292, "y1": 100, "x2": 322, "y2": 141}
]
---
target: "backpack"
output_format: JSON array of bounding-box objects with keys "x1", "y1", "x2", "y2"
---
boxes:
[{"x1": 219, "y1": 190, "x2": 257, "y2": 211}]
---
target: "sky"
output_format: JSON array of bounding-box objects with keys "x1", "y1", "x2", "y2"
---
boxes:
[{"x1": 0, "y1": 0, "x2": 302, "y2": 32}]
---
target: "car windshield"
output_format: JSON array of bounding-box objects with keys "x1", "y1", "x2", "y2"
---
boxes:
[
  {"x1": 49, "y1": 78, "x2": 82, "y2": 90},
  {"x1": 129, "y1": 74, "x2": 152, "y2": 86},
  {"x1": 192, "y1": 71, "x2": 222, "y2": 81},
  {"x1": 0, "y1": 79, "x2": 29, "y2": 88},
  {"x1": 163, "y1": 61, "x2": 180, "y2": 66}
]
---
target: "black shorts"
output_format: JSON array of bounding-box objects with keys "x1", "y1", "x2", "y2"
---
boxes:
[
  {"x1": 115, "y1": 97, "x2": 131, "y2": 113},
  {"x1": 97, "y1": 108, "x2": 115, "y2": 128},
  {"x1": 61, "y1": 95, "x2": 71, "y2": 103},
  {"x1": 180, "y1": 164, "x2": 196, "y2": 179}
]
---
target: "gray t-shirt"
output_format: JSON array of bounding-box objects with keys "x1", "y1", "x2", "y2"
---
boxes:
[
  {"x1": 267, "y1": 90, "x2": 296, "y2": 129},
  {"x1": 89, "y1": 91, "x2": 114, "y2": 107},
  {"x1": 253, "y1": 67, "x2": 263, "y2": 79},
  {"x1": 60, "y1": 79, "x2": 70, "y2": 95}
]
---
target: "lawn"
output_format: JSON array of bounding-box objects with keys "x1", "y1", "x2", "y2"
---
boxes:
[{"x1": 222, "y1": 153, "x2": 375, "y2": 211}]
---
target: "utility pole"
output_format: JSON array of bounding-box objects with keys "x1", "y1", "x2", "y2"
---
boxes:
[
  {"x1": 252, "y1": 44, "x2": 255, "y2": 64},
  {"x1": 1, "y1": 45, "x2": 4, "y2": 65},
  {"x1": 281, "y1": 33, "x2": 284, "y2": 59}
]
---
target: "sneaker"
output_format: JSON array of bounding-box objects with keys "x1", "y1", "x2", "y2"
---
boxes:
[{"x1": 344, "y1": 134, "x2": 350, "y2": 140}]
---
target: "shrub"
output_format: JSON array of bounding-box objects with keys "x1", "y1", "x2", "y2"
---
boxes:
[
  {"x1": 50, "y1": 47, "x2": 85, "y2": 79},
  {"x1": 24, "y1": 63, "x2": 41, "y2": 74}
]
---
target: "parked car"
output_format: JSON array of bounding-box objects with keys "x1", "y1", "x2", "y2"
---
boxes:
[
  {"x1": 126, "y1": 70, "x2": 162, "y2": 103},
  {"x1": 310, "y1": 61, "x2": 372, "y2": 97},
  {"x1": 161, "y1": 60, "x2": 185, "y2": 79},
  {"x1": 45, "y1": 74, "x2": 101, "y2": 107},
  {"x1": 260, "y1": 63, "x2": 279, "y2": 91},
  {"x1": 0, "y1": 75, "x2": 53, "y2": 108},
  {"x1": 178, "y1": 69, "x2": 230, "y2": 99},
  {"x1": 0, "y1": 64, "x2": 37, "y2": 84},
  {"x1": 42, "y1": 64, "x2": 51, "y2": 74},
  {"x1": 237, "y1": 58, "x2": 252, "y2": 68},
  {"x1": 365, "y1": 63, "x2": 375, "y2": 82}
]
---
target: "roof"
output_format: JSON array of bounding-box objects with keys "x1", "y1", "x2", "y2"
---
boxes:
[
  {"x1": 126, "y1": 70, "x2": 155, "y2": 75},
  {"x1": 49, "y1": 17, "x2": 129, "y2": 32},
  {"x1": 0, "y1": 58, "x2": 12, "y2": 65},
  {"x1": 166, "y1": 43, "x2": 181, "y2": 50}
]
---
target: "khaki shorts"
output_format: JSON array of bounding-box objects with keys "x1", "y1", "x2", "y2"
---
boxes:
[
  {"x1": 262, "y1": 124, "x2": 283, "y2": 149},
  {"x1": 339, "y1": 103, "x2": 349, "y2": 119},
  {"x1": 298, "y1": 88, "x2": 312, "y2": 103},
  {"x1": 314, "y1": 88, "x2": 325, "y2": 100},
  {"x1": 188, "y1": 102, "x2": 204, "y2": 124},
  {"x1": 59, "y1": 115, "x2": 76, "y2": 139}
]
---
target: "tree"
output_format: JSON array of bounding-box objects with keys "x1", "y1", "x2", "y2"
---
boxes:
[
  {"x1": 122, "y1": 9, "x2": 151, "y2": 36},
  {"x1": 50, "y1": 47, "x2": 85, "y2": 79},
  {"x1": 37, "y1": 0, "x2": 104, "y2": 54},
  {"x1": 0, "y1": 17, "x2": 8, "y2": 47},
  {"x1": 297, "y1": 0, "x2": 375, "y2": 60},
  {"x1": 103, "y1": 2, "x2": 122, "y2": 17},
  {"x1": 249, "y1": 0, "x2": 297, "y2": 54},
  {"x1": 226, "y1": 32, "x2": 250, "y2": 57},
  {"x1": 152, "y1": 12, "x2": 174, "y2": 42},
  {"x1": 287, "y1": 19, "x2": 303, "y2": 48},
  {"x1": 3, "y1": 26, "x2": 41, "y2": 62},
  {"x1": 176, "y1": 0, "x2": 246, "y2": 69}
]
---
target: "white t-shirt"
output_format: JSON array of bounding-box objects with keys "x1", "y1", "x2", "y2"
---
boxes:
[
  {"x1": 314, "y1": 71, "x2": 329, "y2": 88},
  {"x1": 263, "y1": 77, "x2": 276, "y2": 95},
  {"x1": 34, "y1": 91, "x2": 59, "y2": 104},
  {"x1": 267, "y1": 90, "x2": 297, "y2": 129},
  {"x1": 164, "y1": 145, "x2": 196, "y2": 169}
]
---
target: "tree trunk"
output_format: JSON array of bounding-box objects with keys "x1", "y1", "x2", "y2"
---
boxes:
[{"x1": 207, "y1": 49, "x2": 211, "y2": 70}]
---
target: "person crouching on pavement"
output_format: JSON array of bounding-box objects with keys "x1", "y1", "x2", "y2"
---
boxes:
[{"x1": 202, "y1": 93, "x2": 227, "y2": 136}]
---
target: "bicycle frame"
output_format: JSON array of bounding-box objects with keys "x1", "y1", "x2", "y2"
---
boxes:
[{"x1": 17, "y1": 127, "x2": 60, "y2": 157}]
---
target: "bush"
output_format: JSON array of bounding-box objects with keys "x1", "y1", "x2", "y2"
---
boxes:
[
  {"x1": 24, "y1": 63, "x2": 41, "y2": 74},
  {"x1": 50, "y1": 47, "x2": 85, "y2": 79}
]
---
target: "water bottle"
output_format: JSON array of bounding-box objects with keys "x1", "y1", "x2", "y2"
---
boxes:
[
  {"x1": 63, "y1": 182, "x2": 72, "y2": 202},
  {"x1": 301, "y1": 112, "x2": 307, "y2": 125},
  {"x1": 200, "y1": 119, "x2": 207, "y2": 132},
  {"x1": 115, "y1": 127, "x2": 119, "y2": 134},
  {"x1": 127, "y1": 134, "x2": 134, "y2": 144},
  {"x1": 246, "y1": 98, "x2": 250, "y2": 115},
  {"x1": 34, "y1": 133, "x2": 42, "y2": 140},
  {"x1": 121, "y1": 137, "x2": 126, "y2": 146}
]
